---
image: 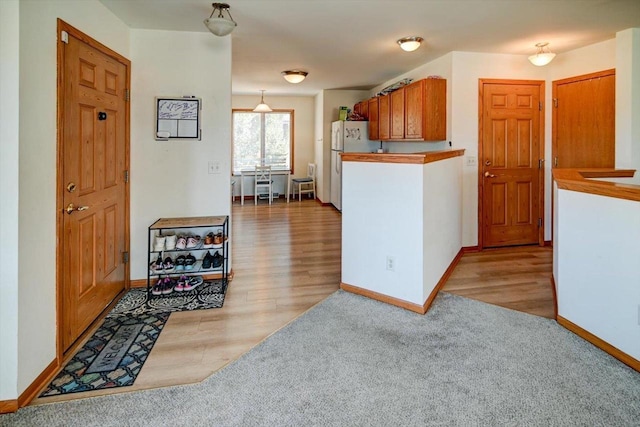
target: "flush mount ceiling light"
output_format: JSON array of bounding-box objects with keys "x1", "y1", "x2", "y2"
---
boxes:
[
  {"x1": 397, "y1": 36, "x2": 424, "y2": 52},
  {"x1": 203, "y1": 2, "x2": 237, "y2": 37},
  {"x1": 253, "y1": 90, "x2": 272, "y2": 112},
  {"x1": 528, "y1": 42, "x2": 556, "y2": 66},
  {"x1": 281, "y1": 70, "x2": 308, "y2": 84}
]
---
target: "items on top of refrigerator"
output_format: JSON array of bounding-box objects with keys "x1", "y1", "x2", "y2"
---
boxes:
[{"x1": 338, "y1": 106, "x2": 349, "y2": 121}]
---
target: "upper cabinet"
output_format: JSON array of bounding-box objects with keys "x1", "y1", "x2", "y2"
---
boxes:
[{"x1": 359, "y1": 78, "x2": 446, "y2": 142}]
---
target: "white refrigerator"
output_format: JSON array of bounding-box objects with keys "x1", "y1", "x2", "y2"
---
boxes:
[{"x1": 330, "y1": 121, "x2": 376, "y2": 211}]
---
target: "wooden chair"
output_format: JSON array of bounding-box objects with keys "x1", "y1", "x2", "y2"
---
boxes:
[
  {"x1": 254, "y1": 165, "x2": 273, "y2": 205},
  {"x1": 291, "y1": 163, "x2": 316, "y2": 201}
]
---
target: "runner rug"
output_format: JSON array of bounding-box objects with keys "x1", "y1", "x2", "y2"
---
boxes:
[{"x1": 39, "y1": 280, "x2": 227, "y2": 397}]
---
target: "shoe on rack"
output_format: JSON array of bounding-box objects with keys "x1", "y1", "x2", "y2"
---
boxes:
[
  {"x1": 154, "y1": 235, "x2": 166, "y2": 252},
  {"x1": 213, "y1": 232, "x2": 224, "y2": 245},
  {"x1": 161, "y1": 277, "x2": 174, "y2": 295},
  {"x1": 174, "y1": 275, "x2": 187, "y2": 292},
  {"x1": 202, "y1": 251, "x2": 213, "y2": 269},
  {"x1": 185, "y1": 253, "x2": 196, "y2": 270},
  {"x1": 186, "y1": 235, "x2": 201, "y2": 249},
  {"x1": 176, "y1": 235, "x2": 187, "y2": 250},
  {"x1": 153, "y1": 254, "x2": 164, "y2": 272},
  {"x1": 212, "y1": 251, "x2": 223, "y2": 268},
  {"x1": 203, "y1": 232, "x2": 215, "y2": 248},
  {"x1": 165, "y1": 234, "x2": 177, "y2": 250},
  {"x1": 163, "y1": 256, "x2": 175, "y2": 272},
  {"x1": 184, "y1": 275, "x2": 203, "y2": 291},
  {"x1": 175, "y1": 255, "x2": 186, "y2": 271},
  {"x1": 151, "y1": 278, "x2": 163, "y2": 296}
]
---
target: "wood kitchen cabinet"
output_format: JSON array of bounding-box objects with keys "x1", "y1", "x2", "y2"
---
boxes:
[
  {"x1": 404, "y1": 80, "x2": 424, "y2": 139},
  {"x1": 368, "y1": 98, "x2": 379, "y2": 140},
  {"x1": 378, "y1": 94, "x2": 390, "y2": 140},
  {"x1": 390, "y1": 88, "x2": 405, "y2": 140},
  {"x1": 360, "y1": 100, "x2": 369, "y2": 120}
]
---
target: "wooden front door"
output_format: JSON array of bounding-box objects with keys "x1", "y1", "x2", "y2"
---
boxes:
[
  {"x1": 58, "y1": 20, "x2": 130, "y2": 352},
  {"x1": 479, "y1": 80, "x2": 544, "y2": 248},
  {"x1": 552, "y1": 69, "x2": 615, "y2": 168}
]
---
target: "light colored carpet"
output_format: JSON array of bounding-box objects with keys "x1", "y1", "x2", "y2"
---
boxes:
[{"x1": 2, "y1": 291, "x2": 639, "y2": 426}]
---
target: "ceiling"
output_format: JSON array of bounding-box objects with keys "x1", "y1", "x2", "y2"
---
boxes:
[{"x1": 100, "y1": 0, "x2": 640, "y2": 96}]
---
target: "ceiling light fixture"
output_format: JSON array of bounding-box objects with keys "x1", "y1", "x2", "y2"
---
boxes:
[
  {"x1": 203, "y1": 3, "x2": 237, "y2": 37},
  {"x1": 253, "y1": 90, "x2": 272, "y2": 112},
  {"x1": 397, "y1": 36, "x2": 424, "y2": 52},
  {"x1": 528, "y1": 42, "x2": 556, "y2": 66},
  {"x1": 281, "y1": 70, "x2": 308, "y2": 84}
]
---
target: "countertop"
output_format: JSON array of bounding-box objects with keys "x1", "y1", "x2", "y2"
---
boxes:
[{"x1": 340, "y1": 149, "x2": 465, "y2": 165}]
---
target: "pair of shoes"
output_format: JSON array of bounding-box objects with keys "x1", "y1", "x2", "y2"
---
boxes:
[
  {"x1": 184, "y1": 253, "x2": 196, "y2": 270},
  {"x1": 151, "y1": 277, "x2": 174, "y2": 295},
  {"x1": 151, "y1": 254, "x2": 175, "y2": 272}
]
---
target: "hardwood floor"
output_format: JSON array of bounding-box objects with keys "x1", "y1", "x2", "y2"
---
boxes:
[
  {"x1": 33, "y1": 200, "x2": 554, "y2": 405},
  {"x1": 443, "y1": 246, "x2": 555, "y2": 319}
]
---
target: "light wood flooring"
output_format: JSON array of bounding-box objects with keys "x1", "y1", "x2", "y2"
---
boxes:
[{"x1": 34, "y1": 199, "x2": 554, "y2": 405}]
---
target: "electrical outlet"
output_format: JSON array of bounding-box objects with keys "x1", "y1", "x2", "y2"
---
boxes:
[
  {"x1": 466, "y1": 156, "x2": 477, "y2": 166},
  {"x1": 208, "y1": 161, "x2": 221, "y2": 174},
  {"x1": 386, "y1": 256, "x2": 395, "y2": 271}
]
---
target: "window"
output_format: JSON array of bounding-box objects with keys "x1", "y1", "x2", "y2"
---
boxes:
[{"x1": 232, "y1": 109, "x2": 293, "y2": 175}]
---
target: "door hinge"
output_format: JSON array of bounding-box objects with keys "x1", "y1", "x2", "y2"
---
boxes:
[
  {"x1": 61, "y1": 31, "x2": 69, "y2": 44},
  {"x1": 554, "y1": 156, "x2": 558, "y2": 168},
  {"x1": 538, "y1": 159, "x2": 545, "y2": 169},
  {"x1": 538, "y1": 218, "x2": 543, "y2": 228},
  {"x1": 124, "y1": 89, "x2": 130, "y2": 102},
  {"x1": 553, "y1": 98, "x2": 558, "y2": 108},
  {"x1": 538, "y1": 101, "x2": 542, "y2": 111},
  {"x1": 124, "y1": 170, "x2": 129, "y2": 183},
  {"x1": 123, "y1": 251, "x2": 129, "y2": 264}
]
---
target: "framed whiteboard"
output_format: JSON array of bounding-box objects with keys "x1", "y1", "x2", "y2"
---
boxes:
[{"x1": 155, "y1": 97, "x2": 202, "y2": 141}]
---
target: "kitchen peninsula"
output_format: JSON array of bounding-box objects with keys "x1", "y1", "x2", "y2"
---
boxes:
[{"x1": 340, "y1": 149, "x2": 464, "y2": 313}]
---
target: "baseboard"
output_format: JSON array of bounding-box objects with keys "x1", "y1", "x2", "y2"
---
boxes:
[
  {"x1": 0, "y1": 399, "x2": 18, "y2": 414},
  {"x1": 544, "y1": 240, "x2": 552, "y2": 247},
  {"x1": 423, "y1": 248, "x2": 464, "y2": 312},
  {"x1": 462, "y1": 245, "x2": 480, "y2": 253},
  {"x1": 17, "y1": 358, "x2": 58, "y2": 409},
  {"x1": 557, "y1": 316, "x2": 640, "y2": 373},
  {"x1": 315, "y1": 198, "x2": 332, "y2": 206},
  {"x1": 550, "y1": 274, "x2": 558, "y2": 320},
  {"x1": 340, "y1": 282, "x2": 426, "y2": 314},
  {"x1": 131, "y1": 270, "x2": 234, "y2": 288}
]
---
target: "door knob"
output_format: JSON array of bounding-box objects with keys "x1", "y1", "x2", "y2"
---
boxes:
[
  {"x1": 65, "y1": 203, "x2": 90, "y2": 214},
  {"x1": 484, "y1": 171, "x2": 497, "y2": 178},
  {"x1": 485, "y1": 160, "x2": 492, "y2": 166},
  {"x1": 66, "y1": 182, "x2": 77, "y2": 193}
]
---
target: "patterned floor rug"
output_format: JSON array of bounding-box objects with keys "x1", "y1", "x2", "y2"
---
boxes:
[{"x1": 39, "y1": 280, "x2": 227, "y2": 397}]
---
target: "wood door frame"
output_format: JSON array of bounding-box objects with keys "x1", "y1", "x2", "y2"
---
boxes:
[
  {"x1": 56, "y1": 19, "x2": 131, "y2": 360},
  {"x1": 477, "y1": 78, "x2": 545, "y2": 249},
  {"x1": 551, "y1": 68, "x2": 615, "y2": 168}
]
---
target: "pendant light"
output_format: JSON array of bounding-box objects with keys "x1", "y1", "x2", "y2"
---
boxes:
[
  {"x1": 281, "y1": 70, "x2": 308, "y2": 84},
  {"x1": 397, "y1": 36, "x2": 423, "y2": 52},
  {"x1": 528, "y1": 42, "x2": 556, "y2": 66},
  {"x1": 253, "y1": 90, "x2": 272, "y2": 112},
  {"x1": 203, "y1": 3, "x2": 237, "y2": 37}
]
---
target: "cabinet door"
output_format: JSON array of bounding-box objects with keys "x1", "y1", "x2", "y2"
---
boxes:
[
  {"x1": 390, "y1": 88, "x2": 405, "y2": 140},
  {"x1": 360, "y1": 100, "x2": 369, "y2": 120},
  {"x1": 378, "y1": 95, "x2": 390, "y2": 140},
  {"x1": 423, "y1": 79, "x2": 447, "y2": 141},
  {"x1": 404, "y1": 80, "x2": 424, "y2": 139},
  {"x1": 368, "y1": 98, "x2": 379, "y2": 140},
  {"x1": 353, "y1": 102, "x2": 361, "y2": 116}
]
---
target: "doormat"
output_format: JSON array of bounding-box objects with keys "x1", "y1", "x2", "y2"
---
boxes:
[{"x1": 39, "y1": 280, "x2": 227, "y2": 397}]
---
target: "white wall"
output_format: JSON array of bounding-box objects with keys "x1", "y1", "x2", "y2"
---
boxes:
[
  {"x1": 231, "y1": 95, "x2": 315, "y2": 197},
  {"x1": 319, "y1": 90, "x2": 369, "y2": 202},
  {"x1": 16, "y1": 0, "x2": 131, "y2": 396},
  {"x1": 130, "y1": 29, "x2": 232, "y2": 280},
  {"x1": 0, "y1": 0, "x2": 20, "y2": 403},
  {"x1": 314, "y1": 91, "x2": 325, "y2": 201},
  {"x1": 555, "y1": 189, "x2": 640, "y2": 360}
]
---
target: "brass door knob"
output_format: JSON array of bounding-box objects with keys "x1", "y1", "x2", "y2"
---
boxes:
[
  {"x1": 65, "y1": 203, "x2": 90, "y2": 214},
  {"x1": 484, "y1": 171, "x2": 497, "y2": 178}
]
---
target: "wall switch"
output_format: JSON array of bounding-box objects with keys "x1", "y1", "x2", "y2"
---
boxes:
[
  {"x1": 466, "y1": 156, "x2": 477, "y2": 166},
  {"x1": 208, "y1": 161, "x2": 221, "y2": 174},
  {"x1": 386, "y1": 256, "x2": 395, "y2": 271}
]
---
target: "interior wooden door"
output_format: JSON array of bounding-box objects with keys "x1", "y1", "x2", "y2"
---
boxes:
[
  {"x1": 552, "y1": 69, "x2": 615, "y2": 168},
  {"x1": 59, "y1": 21, "x2": 130, "y2": 352},
  {"x1": 479, "y1": 80, "x2": 544, "y2": 248}
]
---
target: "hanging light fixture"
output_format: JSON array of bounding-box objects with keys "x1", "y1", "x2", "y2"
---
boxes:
[
  {"x1": 281, "y1": 70, "x2": 308, "y2": 84},
  {"x1": 203, "y1": 3, "x2": 237, "y2": 37},
  {"x1": 253, "y1": 90, "x2": 272, "y2": 112},
  {"x1": 528, "y1": 42, "x2": 556, "y2": 66},
  {"x1": 397, "y1": 36, "x2": 424, "y2": 52}
]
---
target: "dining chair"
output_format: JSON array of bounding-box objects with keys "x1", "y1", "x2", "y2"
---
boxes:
[
  {"x1": 254, "y1": 165, "x2": 273, "y2": 205},
  {"x1": 291, "y1": 163, "x2": 316, "y2": 201}
]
